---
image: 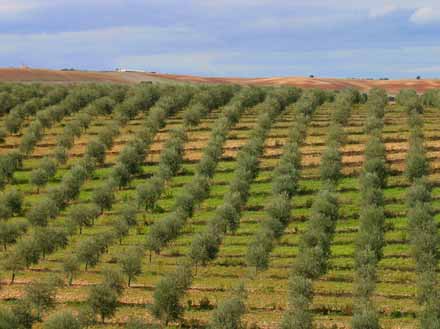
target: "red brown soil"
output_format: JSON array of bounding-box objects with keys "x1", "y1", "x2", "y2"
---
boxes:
[{"x1": 1, "y1": 68, "x2": 440, "y2": 94}]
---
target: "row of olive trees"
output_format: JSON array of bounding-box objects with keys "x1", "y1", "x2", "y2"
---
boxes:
[
  {"x1": 214, "y1": 89, "x2": 342, "y2": 329},
  {"x1": 97, "y1": 85, "x2": 194, "y2": 195},
  {"x1": 0, "y1": 84, "x2": 108, "y2": 189},
  {"x1": 183, "y1": 84, "x2": 239, "y2": 126},
  {"x1": 352, "y1": 88, "x2": 388, "y2": 329},
  {"x1": 26, "y1": 84, "x2": 161, "y2": 226},
  {"x1": 19, "y1": 84, "x2": 112, "y2": 156},
  {"x1": 402, "y1": 90, "x2": 440, "y2": 328},
  {"x1": 136, "y1": 85, "x2": 236, "y2": 213},
  {"x1": 0, "y1": 268, "x2": 127, "y2": 328},
  {"x1": 281, "y1": 88, "x2": 359, "y2": 329},
  {"x1": 1, "y1": 84, "x2": 162, "y2": 282},
  {"x1": 64, "y1": 203, "x2": 140, "y2": 285},
  {"x1": 48, "y1": 86, "x2": 197, "y2": 279},
  {"x1": 245, "y1": 89, "x2": 327, "y2": 272},
  {"x1": 14, "y1": 86, "x2": 192, "y2": 283},
  {"x1": 0, "y1": 274, "x2": 65, "y2": 329},
  {"x1": 147, "y1": 87, "x2": 285, "y2": 327},
  {"x1": 0, "y1": 83, "x2": 49, "y2": 116},
  {"x1": 148, "y1": 87, "x2": 300, "y2": 328},
  {"x1": 3, "y1": 85, "x2": 68, "y2": 136},
  {"x1": 29, "y1": 86, "x2": 128, "y2": 192},
  {"x1": 145, "y1": 86, "x2": 267, "y2": 258},
  {"x1": 187, "y1": 88, "x2": 300, "y2": 267},
  {"x1": 0, "y1": 84, "x2": 167, "y2": 328},
  {"x1": 0, "y1": 85, "x2": 140, "y2": 250},
  {"x1": 420, "y1": 89, "x2": 440, "y2": 107},
  {"x1": 51, "y1": 85, "x2": 246, "y2": 326}
]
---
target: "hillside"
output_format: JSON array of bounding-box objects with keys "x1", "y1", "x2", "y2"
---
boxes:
[{"x1": 1, "y1": 67, "x2": 440, "y2": 94}]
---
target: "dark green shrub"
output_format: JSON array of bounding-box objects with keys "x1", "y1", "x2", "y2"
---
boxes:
[
  {"x1": 43, "y1": 310, "x2": 82, "y2": 329},
  {"x1": 210, "y1": 284, "x2": 247, "y2": 329},
  {"x1": 87, "y1": 284, "x2": 118, "y2": 323}
]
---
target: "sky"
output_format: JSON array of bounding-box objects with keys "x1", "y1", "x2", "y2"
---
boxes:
[{"x1": 0, "y1": 0, "x2": 440, "y2": 78}]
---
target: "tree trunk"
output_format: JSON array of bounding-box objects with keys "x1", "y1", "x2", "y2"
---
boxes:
[
  {"x1": 128, "y1": 276, "x2": 131, "y2": 287},
  {"x1": 10, "y1": 272, "x2": 15, "y2": 284}
]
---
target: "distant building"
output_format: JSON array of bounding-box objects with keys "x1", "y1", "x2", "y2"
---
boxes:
[{"x1": 115, "y1": 68, "x2": 146, "y2": 73}]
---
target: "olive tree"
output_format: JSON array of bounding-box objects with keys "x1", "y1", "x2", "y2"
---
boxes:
[
  {"x1": 23, "y1": 275, "x2": 63, "y2": 319},
  {"x1": 87, "y1": 284, "x2": 119, "y2": 324},
  {"x1": 92, "y1": 182, "x2": 115, "y2": 214},
  {"x1": 136, "y1": 177, "x2": 164, "y2": 211},
  {"x1": 26, "y1": 198, "x2": 58, "y2": 226},
  {"x1": 3, "y1": 250, "x2": 26, "y2": 284},
  {"x1": 67, "y1": 204, "x2": 99, "y2": 234},
  {"x1": 119, "y1": 246, "x2": 144, "y2": 287},
  {"x1": 63, "y1": 254, "x2": 80, "y2": 286},
  {"x1": 30, "y1": 168, "x2": 49, "y2": 192},
  {"x1": 112, "y1": 218, "x2": 129, "y2": 244},
  {"x1": 210, "y1": 284, "x2": 247, "y2": 329},
  {"x1": 85, "y1": 140, "x2": 106, "y2": 164},
  {"x1": 33, "y1": 227, "x2": 68, "y2": 259},
  {"x1": 77, "y1": 238, "x2": 101, "y2": 270},
  {"x1": 102, "y1": 267, "x2": 125, "y2": 296},
  {"x1": 0, "y1": 220, "x2": 27, "y2": 250},
  {"x1": 149, "y1": 264, "x2": 192, "y2": 325}
]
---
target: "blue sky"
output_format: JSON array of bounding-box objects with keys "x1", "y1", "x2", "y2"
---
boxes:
[{"x1": 0, "y1": 0, "x2": 439, "y2": 78}]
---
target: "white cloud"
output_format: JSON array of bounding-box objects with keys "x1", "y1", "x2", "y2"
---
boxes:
[
  {"x1": 250, "y1": 16, "x2": 330, "y2": 29},
  {"x1": 369, "y1": 4, "x2": 398, "y2": 18},
  {"x1": 0, "y1": 0, "x2": 125, "y2": 16},
  {"x1": 0, "y1": 25, "x2": 206, "y2": 69},
  {"x1": 410, "y1": 7, "x2": 440, "y2": 24},
  {"x1": 0, "y1": 25, "x2": 200, "y2": 50}
]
